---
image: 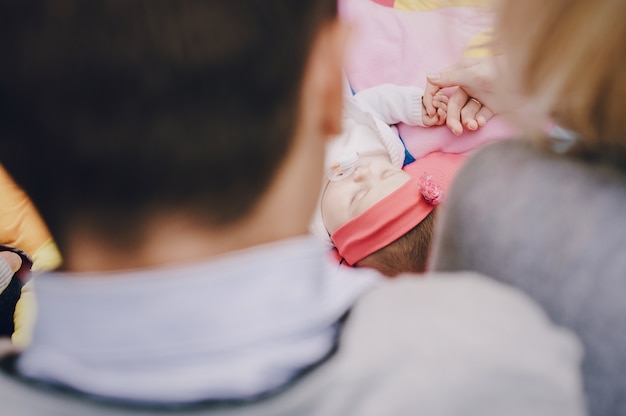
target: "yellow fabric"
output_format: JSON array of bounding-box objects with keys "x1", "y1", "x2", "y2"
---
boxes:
[
  {"x1": 11, "y1": 281, "x2": 36, "y2": 347},
  {"x1": 0, "y1": 166, "x2": 57, "y2": 257},
  {"x1": 395, "y1": 0, "x2": 492, "y2": 11},
  {"x1": 392, "y1": 0, "x2": 494, "y2": 58},
  {"x1": 0, "y1": 165, "x2": 62, "y2": 346},
  {"x1": 31, "y1": 238, "x2": 63, "y2": 272},
  {"x1": 464, "y1": 30, "x2": 493, "y2": 58},
  {"x1": 12, "y1": 239, "x2": 62, "y2": 347}
]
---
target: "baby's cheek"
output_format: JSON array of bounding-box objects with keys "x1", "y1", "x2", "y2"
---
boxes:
[{"x1": 321, "y1": 188, "x2": 347, "y2": 234}]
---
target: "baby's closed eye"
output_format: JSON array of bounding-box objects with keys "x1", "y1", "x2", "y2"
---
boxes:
[{"x1": 351, "y1": 188, "x2": 368, "y2": 205}]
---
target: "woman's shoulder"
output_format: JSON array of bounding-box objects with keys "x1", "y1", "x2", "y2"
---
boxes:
[
  {"x1": 459, "y1": 138, "x2": 626, "y2": 193},
  {"x1": 463, "y1": 138, "x2": 558, "y2": 174}
]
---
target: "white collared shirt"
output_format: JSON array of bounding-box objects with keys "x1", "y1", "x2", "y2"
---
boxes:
[{"x1": 18, "y1": 235, "x2": 381, "y2": 403}]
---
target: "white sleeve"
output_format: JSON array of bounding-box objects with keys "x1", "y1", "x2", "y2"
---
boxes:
[{"x1": 352, "y1": 84, "x2": 425, "y2": 126}]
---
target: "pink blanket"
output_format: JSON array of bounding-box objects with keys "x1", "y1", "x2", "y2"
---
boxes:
[{"x1": 340, "y1": 0, "x2": 513, "y2": 158}]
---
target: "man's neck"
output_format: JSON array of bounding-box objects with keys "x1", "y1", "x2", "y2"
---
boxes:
[{"x1": 62, "y1": 213, "x2": 309, "y2": 273}]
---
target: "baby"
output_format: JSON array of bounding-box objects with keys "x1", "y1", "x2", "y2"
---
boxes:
[{"x1": 310, "y1": 80, "x2": 464, "y2": 276}]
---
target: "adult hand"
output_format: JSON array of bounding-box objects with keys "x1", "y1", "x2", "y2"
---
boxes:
[{"x1": 424, "y1": 56, "x2": 503, "y2": 135}]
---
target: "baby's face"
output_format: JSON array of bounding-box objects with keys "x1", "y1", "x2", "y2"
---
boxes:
[{"x1": 321, "y1": 158, "x2": 411, "y2": 234}]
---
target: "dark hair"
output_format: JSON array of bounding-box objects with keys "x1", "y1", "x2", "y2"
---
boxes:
[
  {"x1": 0, "y1": 0, "x2": 336, "y2": 249},
  {"x1": 356, "y1": 209, "x2": 437, "y2": 276}
]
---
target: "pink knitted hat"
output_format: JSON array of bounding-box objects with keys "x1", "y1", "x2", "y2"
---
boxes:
[{"x1": 331, "y1": 152, "x2": 465, "y2": 265}]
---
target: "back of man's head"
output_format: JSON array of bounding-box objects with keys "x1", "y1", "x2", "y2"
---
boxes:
[{"x1": 0, "y1": 0, "x2": 337, "y2": 249}]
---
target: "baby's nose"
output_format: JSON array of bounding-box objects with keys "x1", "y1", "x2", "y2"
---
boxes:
[{"x1": 352, "y1": 165, "x2": 370, "y2": 181}]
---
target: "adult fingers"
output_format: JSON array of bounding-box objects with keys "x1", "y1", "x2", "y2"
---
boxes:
[
  {"x1": 476, "y1": 105, "x2": 495, "y2": 127},
  {"x1": 461, "y1": 98, "x2": 482, "y2": 131},
  {"x1": 446, "y1": 87, "x2": 468, "y2": 135},
  {"x1": 426, "y1": 58, "x2": 477, "y2": 88}
]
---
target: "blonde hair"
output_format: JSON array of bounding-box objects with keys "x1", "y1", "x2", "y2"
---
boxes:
[{"x1": 495, "y1": 0, "x2": 626, "y2": 161}]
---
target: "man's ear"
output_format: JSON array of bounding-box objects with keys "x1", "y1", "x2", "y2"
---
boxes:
[{"x1": 300, "y1": 19, "x2": 350, "y2": 139}]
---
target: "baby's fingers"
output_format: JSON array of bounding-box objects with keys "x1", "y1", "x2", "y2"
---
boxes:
[
  {"x1": 435, "y1": 100, "x2": 447, "y2": 113},
  {"x1": 433, "y1": 93, "x2": 449, "y2": 107},
  {"x1": 423, "y1": 81, "x2": 441, "y2": 117}
]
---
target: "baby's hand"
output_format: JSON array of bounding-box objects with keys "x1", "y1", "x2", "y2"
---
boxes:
[{"x1": 422, "y1": 91, "x2": 448, "y2": 127}]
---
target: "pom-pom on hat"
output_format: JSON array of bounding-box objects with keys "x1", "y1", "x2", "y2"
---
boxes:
[{"x1": 331, "y1": 152, "x2": 465, "y2": 265}]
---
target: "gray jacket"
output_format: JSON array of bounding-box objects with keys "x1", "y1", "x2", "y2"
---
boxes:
[{"x1": 432, "y1": 139, "x2": 626, "y2": 416}]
